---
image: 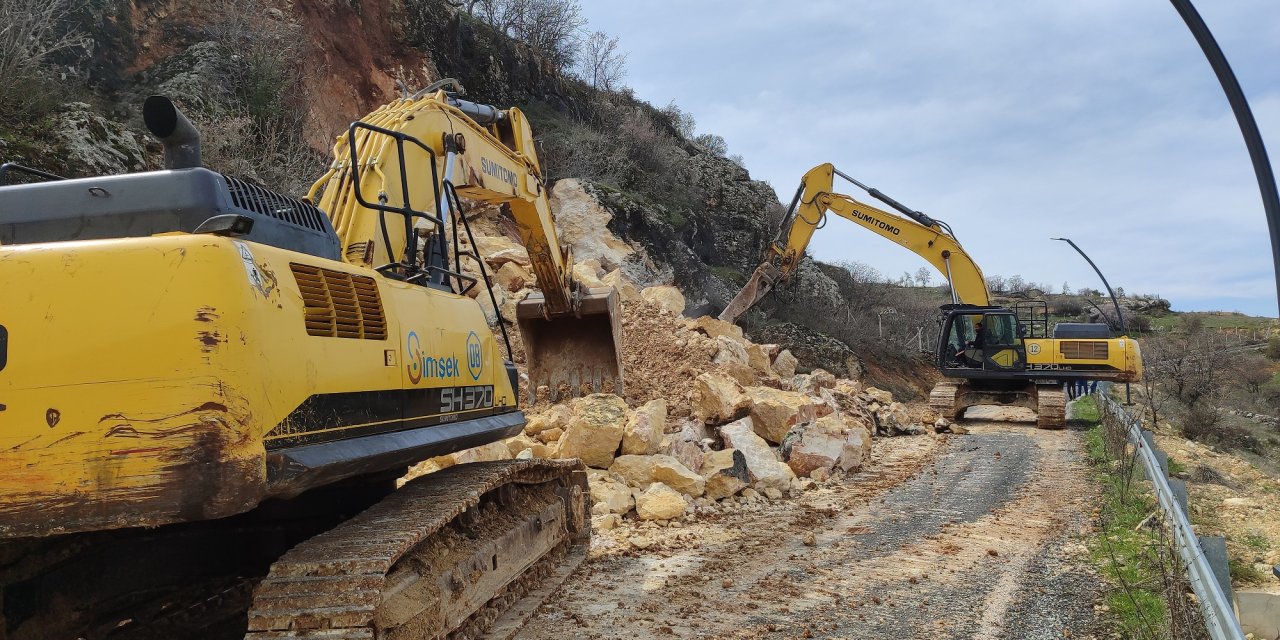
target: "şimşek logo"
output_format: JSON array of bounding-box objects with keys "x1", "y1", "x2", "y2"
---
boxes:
[
  {"x1": 467, "y1": 331, "x2": 483, "y2": 381},
  {"x1": 405, "y1": 330, "x2": 461, "y2": 385}
]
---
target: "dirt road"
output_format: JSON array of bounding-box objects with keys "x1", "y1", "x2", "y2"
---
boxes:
[{"x1": 514, "y1": 408, "x2": 1109, "y2": 640}]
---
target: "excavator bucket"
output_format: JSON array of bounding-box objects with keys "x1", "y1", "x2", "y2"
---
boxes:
[{"x1": 516, "y1": 286, "x2": 624, "y2": 402}]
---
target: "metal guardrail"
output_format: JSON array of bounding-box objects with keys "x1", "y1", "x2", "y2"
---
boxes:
[{"x1": 1094, "y1": 392, "x2": 1246, "y2": 640}]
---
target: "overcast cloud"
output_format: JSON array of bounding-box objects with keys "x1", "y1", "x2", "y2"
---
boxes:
[{"x1": 576, "y1": 1, "x2": 1280, "y2": 316}]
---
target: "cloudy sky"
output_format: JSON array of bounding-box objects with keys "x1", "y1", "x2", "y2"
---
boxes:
[{"x1": 576, "y1": 1, "x2": 1280, "y2": 316}]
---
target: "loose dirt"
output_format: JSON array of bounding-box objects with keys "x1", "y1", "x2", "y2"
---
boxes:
[{"x1": 514, "y1": 407, "x2": 1107, "y2": 639}]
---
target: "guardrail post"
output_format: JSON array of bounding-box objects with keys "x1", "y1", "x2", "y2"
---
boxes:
[
  {"x1": 1168, "y1": 478, "x2": 1190, "y2": 514},
  {"x1": 1200, "y1": 536, "x2": 1235, "y2": 605}
]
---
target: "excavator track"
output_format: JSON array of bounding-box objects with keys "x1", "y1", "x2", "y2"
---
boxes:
[
  {"x1": 928, "y1": 381, "x2": 962, "y2": 421},
  {"x1": 1034, "y1": 384, "x2": 1067, "y2": 430},
  {"x1": 245, "y1": 459, "x2": 589, "y2": 639}
]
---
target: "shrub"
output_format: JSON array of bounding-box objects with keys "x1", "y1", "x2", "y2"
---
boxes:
[{"x1": 0, "y1": 0, "x2": 86, "y2": 124}]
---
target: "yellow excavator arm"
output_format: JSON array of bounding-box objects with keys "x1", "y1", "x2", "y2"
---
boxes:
[
  {"x1": 307, "y1": 82, "x2": 622, "y2": 397},
  {"x1": 719, "y1": 162, "x2": 989, "y2": 322}
]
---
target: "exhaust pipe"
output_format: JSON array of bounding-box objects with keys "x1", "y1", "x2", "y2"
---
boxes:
[{"x1": 143, "y1": 95, "x2": 202, "y2": 169}]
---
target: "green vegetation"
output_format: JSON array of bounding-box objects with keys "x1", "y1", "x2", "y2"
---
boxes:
[
  {"x1": 1074, "y1": 394, "x2": 1101, "y2": 423},
  {"x1": 1083, "y1": 403, "x2": 1202, "y2": 639},
  {"x1": 1085, "y1": 423, "x2": 1168, "y2": 638},
  {"x1": 1228, "y1": 556, "x2": 1269, "y2": 585}
]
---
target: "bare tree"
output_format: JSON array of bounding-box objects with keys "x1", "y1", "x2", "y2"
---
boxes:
[
  {"x1": 579, "y1": 30, "x2": 626, "y2": 91},
  {"x1": 914, "y1": 267, "x2": 932, "y2": 287},
  {"x1": 470, "y1": 0, "x2": 585, "y2": 70},
  {"x1": 693, "y1": 133, "x2": 727, "y2": 157},
  {"x1": 0, "y1": 0, "x2": 87, "y2": 118},
  {"x1": 660, "y1": 101, "x2": 696, "y2": 139}
]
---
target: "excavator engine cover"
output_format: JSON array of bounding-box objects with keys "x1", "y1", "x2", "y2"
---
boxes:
[{"x1": 516, "y1": 286, "x2": 624, "y2": 401}]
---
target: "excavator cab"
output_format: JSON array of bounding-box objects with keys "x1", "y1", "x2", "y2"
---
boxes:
[{"x1": 937, "y1": 305, "x2": 1027, "y2": 376}]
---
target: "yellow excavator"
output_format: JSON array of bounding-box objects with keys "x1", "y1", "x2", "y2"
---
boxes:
[
  {"x1": 0, "y1": 81, "x2": 619, "y2": 638},
  {"x1": 721, "y1": 163, "x2": 1142, "y2": 429}
]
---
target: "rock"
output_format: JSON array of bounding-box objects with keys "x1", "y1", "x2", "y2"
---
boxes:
[
  {"x1": 840, "y1": 424, "x2": 873, "y2": 472},
  {"x1": 797, "y1": 368, "x2": 837, "y2": 394},
  {"x1": 763, "y1": 487, "x2": 783, "y2": 500},
  {"x1": 516, "y1": 448, "x2": 534, "y2": 460},
  {"x1": 53, "y1": 104, "x2": 147, "y2": 176},
  {"x1": 525, "y1": 405, "x2": 572, "y2": 436},
  {"x1": 810, "y1": 467, "x2": 831, "y2": 482},
  {"x1": 635, "y1": 482, "x2": 688, "y2": 520},
  {"x1": 1222, "y1": 497, "x2": 1258, "y2": 508},
  {"x1": 504, "y1": 433, "x2": 540, "y2": 457},
  {"x1": 700, "y1": 449, "x2": 750, "y2": 499},
  {"x1": 669, "y1": 439, "x2": 705, "y2": 477},
  {"x1": 746, "y1": 343, "x2": 773, "y2": 374},
  {"x1": 572, "y1": 260, "x2": 607, "y2": 288},
  {"x1": 622, "y1": 398, "x2": 667, "y2": 455},
  {"x1": 475, "y1": 284, "x2": 507, "y2": 324},
  {"x1": 602, "y1": 269, "x2": 642, "y2": 303},
  {"x1": 535, "y1": 427, "x2": 563, "y2": 444},
  {"x1": 802, "y1": 532, "x2": 816, "y2": 546},
  {"x1": 693, "y1": 316, "x2": 746, "y2": 344},
  {"x1": 641, "y1": 286, "x2": 685, "y2": 315},
  {"x1": 780, "y1": 421, "x2": 844, "y2": 478},
  {"x1": 772, "y1": 349, "x2": 799, "y2": 378},
  {"x1": 876, "y1": 401, "x2": 912, "y2": 435},
  {"x1": 719, "y1": 362, "x2": 759, "y2": 387},
  {"x1": 690, "y1": 371, "x2": 750, "y2": 424},
  {"x1": 718, "y1": 417, "x2": 797, "y2": 492},
  {"x1": 550, "y1": 179, "x2": 636, "y2": 271},
  {"x1": 782, "y1": 413, "x2": 871, "y2": 476},
  {"x1": 557, "y1": 394, "x2": 629, "y2": 468},
  {"x1": 450, "y1": 441, "x2": 513, "y2": 465},
  {"x1": 475, "y1": 236, "x2": 529, "y2": 268},
  {"x1": 865, "y1": 386, "x2": 894, "y2": 405},
  {"x1": 712, "y1": 336, "x2": 749, "y2": 366},
  {"x1": 609, "y1": 454, "x2": 705, "y2": 497},
  {"x1": 593, "y1": 513, "x2": 622, "y2": 530},
  {"x1": 588, "y1": 470, "x2": 635, "y2": 514},
  {"x1": 744, "y1": 386, "x2": 818, "y2": 444},
  {"x1": 494, "y1": 262, "x2": 531, "y2": 292}
]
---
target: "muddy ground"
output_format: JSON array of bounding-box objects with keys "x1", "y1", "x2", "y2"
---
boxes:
[{"x1": 513, "y1": 407, "x2": 1110, "y2": 640}]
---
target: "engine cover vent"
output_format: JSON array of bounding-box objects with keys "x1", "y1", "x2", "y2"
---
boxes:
[
  {"x1": 290, "y1": 263, "x2": 387, "y2": 340},
  {"x1": 1060, "y1": 340, "x2": 1108, "y2": 360},
  {"x1": 225, "y1": 175, "x2": 328, "y2": 232}
]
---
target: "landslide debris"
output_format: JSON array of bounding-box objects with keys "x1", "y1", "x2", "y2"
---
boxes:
[{"x1": 408, "y1": 187, "x2": 943, "y2": 528}]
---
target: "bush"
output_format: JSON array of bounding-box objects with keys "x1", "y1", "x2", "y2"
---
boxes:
[
  {"x1": 0, "y1": 0, "x2": 86, "y2": 124},
  {"x1": 1266, "y1": 337, "x2": 1280, "y2": 360}
]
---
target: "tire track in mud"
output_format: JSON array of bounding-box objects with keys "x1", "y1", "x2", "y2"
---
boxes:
[{"x1": 516, "y1": 415, "x2": 1104, "y2": 640}]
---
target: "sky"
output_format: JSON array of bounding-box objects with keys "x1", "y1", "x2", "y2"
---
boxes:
[{"x1": 575, "y1": 1, "x2": 1280, "y2": 317}]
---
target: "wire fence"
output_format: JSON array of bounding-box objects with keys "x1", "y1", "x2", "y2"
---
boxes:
[{"x1": 1094, "y1": 391, "x2": 1246, "y2": 640}]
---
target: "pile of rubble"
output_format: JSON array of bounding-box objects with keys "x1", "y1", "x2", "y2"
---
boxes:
[
  {"x1": 409, "y1": 182, "x2": 941, "y2": 525},
  {"x1": 410, "y1": 302, "x2": 939, "y2": 524}
]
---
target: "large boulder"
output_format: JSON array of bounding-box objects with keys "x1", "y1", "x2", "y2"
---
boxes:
[
  {"x1": 693, "y1": 316, "x2": 746, "y2": 344},
  {"x1": 669, "y1": 440, "x2": 705, "y2": 476},
  {"x1": 690, "y1": 371, "x2": 750, "y2": 424},
  {"x1": 622, "y1": 398, "x2": 667, "y2": 455},
  {"x1": 494, "y1": 262, "x2": 531, "y2": 292},
  {"x1": 557, "y1": 394, "x2": 629, "y2": 468},
  {"x1": 588, "y1": 470, "x2": 634, "y2": 514},
  {"x1": 602, "y1": 269, "x2": 642, "y2": 303},
  {"x1": 781, "y1": 413, "x2": 872, "y2": 476},
  {"x1": 772, "y1": 349, "x2": 799, "y2": 378},
  {"x1": 635, "y1": 482, "x2": 688, "y2": 521},
  {"x1": 525, "y1": 405, "x2": 572, "y2": 436},
  {"x1": 865, "y1": 386, "x2": 894, "y2": 405},
  {"x1": 744, "y1": 386, "x2": 818, "y2": 444},
  {"x1": 641, "y1": 286, "x2": 685, "y2": 315},
  {"x1": 712, "y1": 336, "x2": 750, "y2": 366},
  {"x1": 549, "y1": 178, "x2": 636, "y2": 271},
  {"x1": 609, "y1": 454, "x2": 705, "y2": 497},
  {"x1": 745, "y1": 343, "x2": 773, "y2": 374},
  {"x1": 700, "y1": 449, "x2": 750, "y2": 499},
  {"x1": 718, "y1": 417, "x2": 797, "y2": 492}
]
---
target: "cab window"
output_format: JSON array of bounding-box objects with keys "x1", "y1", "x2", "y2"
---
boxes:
[{"x1": 984, "y1": 314, "x2": 1018, "y2": 347}]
